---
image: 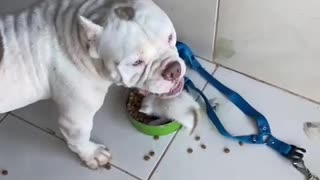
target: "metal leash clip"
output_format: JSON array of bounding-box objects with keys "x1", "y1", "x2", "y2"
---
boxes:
[
  {"x1": 292, "y1": 159, "x2": 319, "y2": 180},
  {"x1": 288, "y1": 145, "x2": 306, "y2": 161},
  {"x1": 287, "y1": 146, "x2": 319, "y2": 180}
]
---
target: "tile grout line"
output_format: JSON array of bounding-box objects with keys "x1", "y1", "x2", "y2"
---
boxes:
[
  {"x1": 0, "y1": 113, "x2": 9, "y2": 125},
  {"x1": 216, "y1": 63, "x2": 320, "y2": 105},
  {"x1": 8, "y1": 112, "x2": 135, "y2": 176},
  {"x1": 8, "y1": 112, "x2": 134, "y2": 173},
  {"x1": 202, "y1": 64, "x2": 220, "y2": 92},
  {"x1": 9, "y1": 112, "x2": 64, "y2": 141},
  {"x1": 195, "y1": 63, "x2": 219, "y2": 102},
  {"x1": 147, "y1": 130, "x2": 179, "y2": 180},
  {"x1": 111, "y1": 164, "x2": 143, "y2": 180},
  {"x1": 211, "y1": 0, "x2": 221, "y2": 60},
  {"x1": 212, "y1": 63, "x2": 220, "y2": 75},
  {"x1": 195, "y1": 57, "x2": 320, "y2": 105},
  {"x1": 201, "y1": 64, "x2": 219, "y2": 91}
]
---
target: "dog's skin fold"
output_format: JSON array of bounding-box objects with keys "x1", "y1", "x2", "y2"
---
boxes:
[{"x1": 0, "y1": 0, "x2": 186, "y2": 169}]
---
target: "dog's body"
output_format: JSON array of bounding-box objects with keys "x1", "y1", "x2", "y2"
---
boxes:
[
  {"x1": 0, "y1": 0, "x2": 111, "y2": 112},
  {"x1": 140, "y1": 90, "x2": 201, "y2": 135},
  {"x1": 0, "y1": 0, "x2": 186, "y2": 169}
]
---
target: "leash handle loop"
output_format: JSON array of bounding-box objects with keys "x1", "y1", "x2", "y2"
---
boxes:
[{"x1": 177, "y1": 41, "x2": 304, "y2": 160}]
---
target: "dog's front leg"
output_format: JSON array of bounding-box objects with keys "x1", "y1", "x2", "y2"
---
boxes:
[{"x1": 57, "y1": 98, "x2": 111, "y2": 169}]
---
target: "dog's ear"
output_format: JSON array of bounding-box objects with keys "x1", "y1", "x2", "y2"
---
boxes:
[{"x1": 78, "y1": 16, "x2": 103, "y2": 59}]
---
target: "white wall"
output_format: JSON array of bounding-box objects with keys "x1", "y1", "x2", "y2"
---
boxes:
[
  {"x1": 215, "y1": 0, "x2": 320, "y2": 102},
  {"x1": 154, "y1": 0, "x2": 218, "y2": 60}
]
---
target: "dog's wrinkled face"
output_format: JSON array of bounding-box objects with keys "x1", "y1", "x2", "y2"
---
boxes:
[{"x1": 78, "y1": 0, "x2": 186, "y2": 97}]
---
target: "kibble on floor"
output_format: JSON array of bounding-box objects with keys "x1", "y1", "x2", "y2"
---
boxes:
[
  {"x1": 144, "y1": 155, "x2": 150, "y2": 161},
  {"x1": 223, "y1": 147, "x2": 230, "y2": 153},
  {"x1": 149, "y1": 151, "x2": 155, "y2": 157},
  {"x1": 200, "y1": 144, "x2": 207, "y2": 149},
  {"x1": 1, "y1": 170, "x2": 8, "y2": 176}
]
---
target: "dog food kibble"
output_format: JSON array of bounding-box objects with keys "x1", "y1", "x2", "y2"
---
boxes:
[
  {"x1": 144, "y1": 155, "x2": 150, "y2": 161},
  {"x1": 153, "y1": 135, "x2": 159, "y2": 140},
  {"x1": 238, "y1": 141, "x2": 243, "y2": 146},
  {"x1": 105, "y1": 163, "x2": 112, "y2": 170},
  {"x1": 1, "y1": 170, "x2": 8, "y2": 176},
  {"x1": 187, "y1": 148, "x2": 193, "y2": 154},
  {"x1": 149, "y1": 151, "x2": 155, "y2": 157},
  {"x1": 200, "y1": 144, "x2": 207, "y2": 149},
  {"x1": 127, "y1": 90, "x2": 170, "y2": 125},
  {"x1": 195, "y1": 136, "x2": 200, "y2": 141},
  {"x1": 223, "y1": 147, "x2": 230, "y2": 153}
]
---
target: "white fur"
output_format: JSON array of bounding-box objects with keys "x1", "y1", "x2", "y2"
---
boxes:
[
  {"x1": 140, "y1": 90, "x2": 201, "y2": 134},
  {"x1": 0, "y1": 0, "x2": 186, "y2": 169}
]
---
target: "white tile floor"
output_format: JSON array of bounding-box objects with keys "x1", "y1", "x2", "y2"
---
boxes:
[{"x1": 1, "y1": 59, "x2": 320, "y2": 180}]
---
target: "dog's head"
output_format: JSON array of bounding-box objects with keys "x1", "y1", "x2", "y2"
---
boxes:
[{"x1": 78, "y1": 0, "x2": 186, "y2": 98}]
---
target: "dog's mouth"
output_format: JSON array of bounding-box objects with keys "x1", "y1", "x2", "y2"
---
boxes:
[{"x1": 139, "y1": 79, "x2": 184, "y2": 98}]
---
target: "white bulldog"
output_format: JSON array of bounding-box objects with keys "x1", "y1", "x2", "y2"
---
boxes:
[{"x1": 0, "y1": 0, "x2": 186, "y2": 169}]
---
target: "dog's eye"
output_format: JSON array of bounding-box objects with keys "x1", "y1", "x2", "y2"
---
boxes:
[
  {"x1": 133, "y1": 59, "x2": 144, "y2": 66},
  {"x1": 168, "y1": 34, "x2": 173, "y2": 43}
]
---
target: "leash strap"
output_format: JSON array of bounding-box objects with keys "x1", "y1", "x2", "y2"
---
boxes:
[{"x1": 176, "y1": 41, "x2": 306, "y2": 160}]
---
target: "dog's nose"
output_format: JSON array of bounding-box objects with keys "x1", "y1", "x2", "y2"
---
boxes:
[{"x1": 162, "y1": 61, "x2": 182, "y2": 81}]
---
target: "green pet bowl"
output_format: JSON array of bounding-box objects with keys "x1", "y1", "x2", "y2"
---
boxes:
[
  {"x1": 127, "y1": 90, "x2": 182, "y2": 136},
  {"x1": 130, "y1": 118, "x2": 182, "y2": 136}
]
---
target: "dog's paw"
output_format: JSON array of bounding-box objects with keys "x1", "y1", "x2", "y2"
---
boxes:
[{"x1": 80, "y1": 143, "x2": 112, "y2": 169}]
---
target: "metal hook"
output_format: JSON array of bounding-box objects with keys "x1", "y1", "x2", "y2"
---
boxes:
[
  {"x1": 293, "y1": 160, "x2": 310, "y2": 176},
  {"x1": 292, "y1": 160, "x2": 319, "y2": 180}
]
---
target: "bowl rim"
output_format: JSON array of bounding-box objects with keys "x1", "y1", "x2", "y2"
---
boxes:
[{"x1": 129, "y1": 117, "x2": 182, "y2": 136}]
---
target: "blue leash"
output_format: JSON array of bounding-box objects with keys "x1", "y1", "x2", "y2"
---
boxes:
[{"x1": 176, "y1": 42, "x2": 319, "y2": 179}]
